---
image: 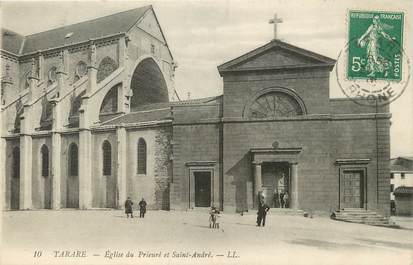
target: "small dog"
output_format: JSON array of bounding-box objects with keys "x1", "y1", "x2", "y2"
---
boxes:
[{"x1": 209, "y1": 207, "x2": 220, "y2": 229}]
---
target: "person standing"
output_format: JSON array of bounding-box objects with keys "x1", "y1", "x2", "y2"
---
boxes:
[
  {"x1": 283, "y1": 191, "x2": 290, "y2": 208},
  {"x1": 124, "y1": 197, "x2": 134, "y2": 218},
  {"x1": 279, "y1": 190, "x2": 285, "y2": 208},
  {"x1": 256, "y1": 201, "x2": 270, "y2": 227},
  {"x1": 273, "y1": 190, "x2": 280, "y2": 208},
  {"x1": 139, "y1": 198, "x2": 147, "y2": 218}
]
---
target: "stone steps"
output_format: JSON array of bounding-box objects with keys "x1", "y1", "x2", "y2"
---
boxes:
[{"x1": 332, "y1": 209, "x2": 399, "y2": 228}]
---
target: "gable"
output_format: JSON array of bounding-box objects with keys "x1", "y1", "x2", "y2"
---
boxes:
[
  {"x1": 234, "y1": 48, "x2": 321, "y2": 70},
  {"x1": 218, "y1": 40, "x2": 335, "y2": 75},
  {"x1": 136, "y1": 9, "x2": 166, "y2": 44}
]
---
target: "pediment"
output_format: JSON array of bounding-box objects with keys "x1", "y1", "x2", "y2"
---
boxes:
[{"x1": 218, "y1": 40, "x2": 335, "y2": 75}]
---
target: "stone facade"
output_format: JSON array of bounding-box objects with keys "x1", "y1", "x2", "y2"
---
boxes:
[{"x1": 1, "y1": 7, "x2": 391, "y2": 216}]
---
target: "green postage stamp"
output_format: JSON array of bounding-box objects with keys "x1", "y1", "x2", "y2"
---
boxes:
[{"x1": 347, "y1": 11, "x2": 404, "y2": 81}]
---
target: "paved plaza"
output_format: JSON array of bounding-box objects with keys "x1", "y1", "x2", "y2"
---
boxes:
[{"x1": 2, "y1": 210, "x2": 412, "y2": 265}]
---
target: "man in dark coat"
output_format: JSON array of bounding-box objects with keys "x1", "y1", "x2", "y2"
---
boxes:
[
  {"x1": 124, "y1": 197, "x2": 134, "y2": 218},
  {"x1": 139, "y1": 198, "x2": 147, "y2": 218},
  {"x1": 257, "y1": 202, "x2": 270, "y2": 227}
]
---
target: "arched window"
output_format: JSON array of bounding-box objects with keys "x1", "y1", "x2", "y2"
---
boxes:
[
  {"x1": 41, "y1": 145, "x2": 49, "y2": 177},
  {"x1": 245, "y1": 90, "x2": 305, "y2": 119},
  {"x1": 97, "y1": 57, "x2": 118, "y2": 83},
  {"x1": 137, "y1": 138, "x2": 147, "y2": 174},
  {"x1": 68, "y1": 143, "x2": 78, "y2": 176},
  {"x1": 102, "y1": 141, "x2": 112, "y2": 175},
  {"x1": 12, "y1": 147, "x2": 20, "y2": 179}
]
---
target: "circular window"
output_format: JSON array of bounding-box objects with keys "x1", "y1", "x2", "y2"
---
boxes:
[
  {"x1": 247, "y1": 91, "x2": 303, "y2": 119},
  {"x1": 75, "y1": 61, "x2": 88, "y2": 77}
]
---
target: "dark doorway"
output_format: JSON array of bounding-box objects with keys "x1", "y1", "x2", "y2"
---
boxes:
[
  {"x1": 340, "y1": 170, "x2": 365, "y2": 208},
  {"x1": 194, "y1": 171, "x2": 211, "y2": 207},
  {"x1": 261, "y1": 162, "x2": 290, "y2": 208},
  {"x1": 11, "y1": 147, "x2": 20, "y2": 210}
]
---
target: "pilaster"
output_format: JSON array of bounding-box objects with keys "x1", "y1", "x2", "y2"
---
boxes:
[
  {"x1": 253, "y1": 162, "x2": 262, "y2": 208},
  {"x1": 290, "y1": 162, "x2": 299, "y2": 209},
  {"x1": 78, "y1": 96, "x2": 92, "y2": 209},
  {"x1": 19, "y1": 106, "x2": 33, "y2": 209},
  {"x1": 116, "y1": 126, "x2": 127, "y2": 208},
  {"x1": 50, "y1": 94, "x2": 63, "y2": 209}
]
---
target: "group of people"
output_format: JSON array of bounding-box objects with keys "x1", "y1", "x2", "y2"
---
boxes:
[
  {"x1": 273, "y1": 190, "x2": 289, "y2": 208},
  {"x1": 124, "y1": 197, "x2": 147, "y2": 218}
]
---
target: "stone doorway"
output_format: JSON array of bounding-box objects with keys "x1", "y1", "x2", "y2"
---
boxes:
[
  {"x1": 194, "y1": 171, "x2": 211, "y2": 207},
  {"x1": 340, "y1": 169, "x2": 365, "y2": 209},
  {"x1": 261, "y1": 162, "x2": 290, "y2": 208}
]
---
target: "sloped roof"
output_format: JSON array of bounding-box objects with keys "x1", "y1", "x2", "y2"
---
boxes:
[
  {"x1": 1, "y1": 28, "x2": 25, "y2": 54},
  {"x1": 1, "y1": 6, "x2": 152, "y2": 55},
  {"x1": 394, "y1": 186, "x2": 413, "y2": 195},
  {"x1": 22, "y1": 6, "x2": 151, "y2": 54},
  {"x1": 101, "y1": 108, "x2": 171, "y2": 126},
  {"x1": 172, "y1": 95, "x2": 222, "y2": 105},
  {"x1": 391, "y1": 157, "x2": 413, "y2": 172},
  {"x1": 217, "y1": 39, "x2": 336, "y2": 76}
]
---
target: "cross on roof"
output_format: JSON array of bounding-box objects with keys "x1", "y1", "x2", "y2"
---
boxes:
[{"x1": 269, "y1": 13, "x2": 283, "y2": 39}]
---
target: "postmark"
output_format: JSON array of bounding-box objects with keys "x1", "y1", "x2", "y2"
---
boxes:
[{"x1": 336, "y1": 10, "x2": 410, "y2": 106}]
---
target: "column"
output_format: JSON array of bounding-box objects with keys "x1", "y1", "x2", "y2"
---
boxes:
[
  {"x1": 253, "y1": 162, "x2": 262, "y2": 208},
  {"x1": 78, "y1": 105, "x2": 92, "y2": 209},
  {"x1": 116, "y1": 126, "x2": 127, "y2": 209},
  {"x1": 291, "y1": 162, "x2": 299, "y2": 209},
  {"x1": 19, "y1": 122, "x2": 32, "y2": 210},
  {"x1": 50, "y1": 55, "x2": 67, "y2": 209}
]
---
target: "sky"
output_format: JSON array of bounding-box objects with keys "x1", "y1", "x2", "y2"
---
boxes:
[{"x1": 1, "y1": 0, "x2": 412, "y2": 157}]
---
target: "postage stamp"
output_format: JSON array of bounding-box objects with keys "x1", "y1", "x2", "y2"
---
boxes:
[
  {"x1": 347, "y1": 11, "x2": 404, "y2": 81},
  {"x1": 336, "y1": 10, "x2": 410, "y2": 107}
]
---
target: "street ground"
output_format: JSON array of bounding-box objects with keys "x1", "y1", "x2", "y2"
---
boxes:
[{"x1": 1, "y1": 210, "x2": 412, "y2": 265}]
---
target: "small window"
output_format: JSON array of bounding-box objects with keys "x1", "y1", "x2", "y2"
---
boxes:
[
  {"x1": 68, "y1": 143, "x2": 78, "y2": 176},
  {"x1": 41, "y1": 145, "x2": 49, "y2": 177},
  {"x1": 137, "y1": 138, "x2": 147, "y2": 174},
  {"x1": 102, "y1": 141, "x2": 112, "y2": 176},
  {"x1": 390, "y1": 173, "x2": 394, "y2": 179},
  {"x1": 401, "y1": 173, "x2": 405, "y2": 179},
  {"x1": 150, "y1": 44, "x2": 155, "y2": 54},
  {"x1": 390, "y1": 184, "x2": 394, "y2": 192}
]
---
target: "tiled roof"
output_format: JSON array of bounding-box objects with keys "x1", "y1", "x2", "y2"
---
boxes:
[
  {"x1": 1, "y1": 6, "x2": 151, "y2": 55},
  {"x1": 394, "y1": 186, "x2": 413, "y2": 195},
  {"x1": 391, "y1": 157, "x2": 413, "y2": 172},
  {"x1": 172, "y1": 95, "x2": 223, "y2": 105},
  {"x1": 101, "y1": 108, "x2": 171, "y2": 126},
  {"x1": 1, "y1": 28, "x2": 24, "y2": 54}
]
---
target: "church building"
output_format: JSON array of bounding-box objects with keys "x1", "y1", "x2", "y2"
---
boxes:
[{"x1": 1, "y1": 6, "x2": 391, "y2": 216}]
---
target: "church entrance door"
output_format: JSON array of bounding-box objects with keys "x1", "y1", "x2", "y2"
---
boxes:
[
  {"x1": 340, "y1": 170, "x2": 365, "y2": 208},
  {"x1": 194, "y1": 171, "x2": 211, "y2": 207},
  {"x1": 106, "y1": 175, "x2": 117, "y2": 208},
  {"x1": 261, "y1": 162, "x2": 290, "y2": 208}
]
